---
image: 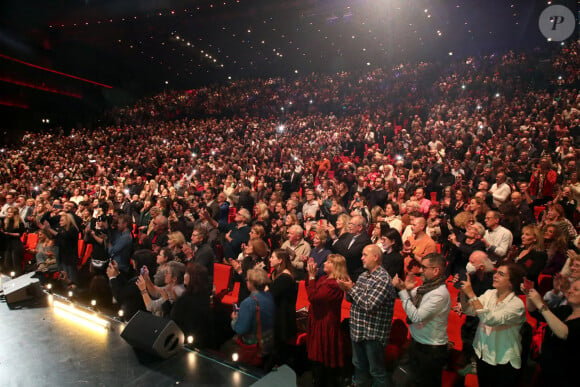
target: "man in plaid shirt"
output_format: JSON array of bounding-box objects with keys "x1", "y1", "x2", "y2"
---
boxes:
[{"x1": 338, "y1": 244, "x2": 396, "y2": 386}]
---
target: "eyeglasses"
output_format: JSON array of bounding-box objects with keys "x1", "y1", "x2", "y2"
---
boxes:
[
  {"x1": 495, "y1": 271, "x2": 508, "y2": 277},
  {"x1": 349, "y1": 222, "x2": 362, "y2": 226},
  {"x1": 420, "y1": 265, "x2": 438, "y2": 270}
]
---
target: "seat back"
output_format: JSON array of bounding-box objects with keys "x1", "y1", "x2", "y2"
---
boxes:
[
  {"x1": 296, "y1": 280, "x2": 309, "y2": 310},
  {"x1": 24, "y1": 233, "x2": 39, "y2": 251},
  {"x1": 213, "y1": 263, "x2": 233, "y2": 294}
]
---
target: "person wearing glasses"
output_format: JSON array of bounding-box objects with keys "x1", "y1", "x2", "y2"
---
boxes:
[
  {"x1": 459, "y1": 263, "x2": 526, "y2": 387},
  {"x1": 393, "y1": 253, "x2": 450, "y2": 387}
]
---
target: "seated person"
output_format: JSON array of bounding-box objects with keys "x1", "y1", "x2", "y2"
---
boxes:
[
  {"x1": 137, "y1": 261, "x2": 186, "y2": 317},
  {"x1": 35, "y1": 230, "x2": 58, "y2": 272}
]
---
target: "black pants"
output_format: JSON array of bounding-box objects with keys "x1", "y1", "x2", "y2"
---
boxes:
[
  {"x1": 460, "y1": 316, "x2": 479, "y2": 365},
  {"x1": 407, "y1": 339, "x2": 448, "y2": 387},
  {"x1": 312, "y1": 361, "x2": 341, "y2": 387},
  {"x1": 3, "y1": 240, "x2": 24, "y2": 276},
  {"x1": 476, "y1": 357, "x2": 520, "y2": 387}
]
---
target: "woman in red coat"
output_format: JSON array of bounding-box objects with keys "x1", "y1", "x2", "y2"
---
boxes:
[{"x1": 306, "y1": 254, "x2": 349, "y2": 387}]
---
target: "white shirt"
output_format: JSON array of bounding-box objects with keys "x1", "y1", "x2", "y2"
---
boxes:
[
  {"x1": 464, "y1": 289, "x2": 525, "y2": 368},
  {"x1": 385, "y1": 215, "x2": 402, "y2": 233},
  {"x1": 483, "y1": 225, "x2": 513, "y2": 260},
  {"x1": 489, "y1": 182, "x2": 511, "y2": 208},
  {"x1": 399, "y1": 283, "x2": 450, "y2": 345}
]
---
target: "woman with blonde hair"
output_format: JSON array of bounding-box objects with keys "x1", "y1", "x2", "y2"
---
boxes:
[
  {"x1": 255, "y1": 202, "x2": 270, "y2": 224},
  {"x1": 40, "y1": 212, "x2": 80, "y2": 287},
  {"x1": 168, "y1": 231, "x2": 186, "y2": 262},
  {"x1": 513, "y1": 224, "x2": 547, "y2": 285},
  {"x1": 326, "y1": 213, "x2": 350, "y2": 249},
  {"x1": 1, "y1": 207, "x2": 26, "y2": 275},
  {"x1": 306, "y1": 254, "x2": 349, "y2": 385},
  {"x1": 467, "y1": 197, "x2": 489, "y2": 225},
  {"x1": 542, "y1": 224, "x2": 568, "y2": 274}
]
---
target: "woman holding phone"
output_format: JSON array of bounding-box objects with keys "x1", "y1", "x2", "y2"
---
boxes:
[
  {"x1": 525, "y1": 279, "x2": 580, "y2": 387},
  {"x1": 460, "y1": 263, "x2": 526, "y2": 387}
]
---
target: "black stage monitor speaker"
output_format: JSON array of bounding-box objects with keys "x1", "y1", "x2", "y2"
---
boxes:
[
  {"x1": 1, "y1": 272, "x2": 43, "y2": 307},
  {"x1": 121, "y1": 310, "x2": 184, "y2": 359}
]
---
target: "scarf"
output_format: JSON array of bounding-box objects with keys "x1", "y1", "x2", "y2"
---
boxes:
[{"x1": 411, "y1": 275, "x2": 446, "y2": 308}]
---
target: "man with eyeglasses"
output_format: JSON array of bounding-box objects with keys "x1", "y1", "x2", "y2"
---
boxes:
[
  {"x1": 393, "y1": 253, "x2": 451, "y2": 387},
  {"x1": 189, "y1": 226, "x2": 215, "y2": 283},
  {"x1": 331, "y1": 215, "x2": 372, "y2": 280}
]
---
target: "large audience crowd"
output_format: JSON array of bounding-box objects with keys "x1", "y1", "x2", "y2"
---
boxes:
[{"x1": 0, "y1": 41, "x2": 579, "y2": 386}]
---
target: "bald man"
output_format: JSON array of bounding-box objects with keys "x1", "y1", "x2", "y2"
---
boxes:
[{"x1": 338, "y1": 244, "x2": 396, "y2": 387}]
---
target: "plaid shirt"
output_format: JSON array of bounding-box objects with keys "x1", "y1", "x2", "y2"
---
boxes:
[{"x1": 347, "y1": 265, "x2": 396, "y2": 345}]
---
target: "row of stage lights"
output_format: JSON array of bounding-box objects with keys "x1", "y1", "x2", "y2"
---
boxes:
[{"x1": 42, "y1": 283, "x2": 200, "y2": 351}]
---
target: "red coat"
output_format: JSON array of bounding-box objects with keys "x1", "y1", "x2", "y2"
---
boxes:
[
  {"x1": 529, "y1": 169, "x2": 557, "y2": 199},
  {"x1": 306, "y1": 275, "x2": 345, "y2": 367}
]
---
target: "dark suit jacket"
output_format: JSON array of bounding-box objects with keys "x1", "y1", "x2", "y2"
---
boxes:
[
  {"x1": 331, "y1": 231, "x2": 372, "y2": 280},
  {"x1": 193, "y1": 242, "x2": 216, "y2": 279},
  {"x1": 206, "y1": 200, "x2": 220, "y2": 220},
  {"x1": 109, "y1": 273, "x2": 146, "y2": 320}
]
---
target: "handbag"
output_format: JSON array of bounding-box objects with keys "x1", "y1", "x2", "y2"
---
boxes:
[{"x1": 236, "y1": 295, "x2": 265, "y2": 366}]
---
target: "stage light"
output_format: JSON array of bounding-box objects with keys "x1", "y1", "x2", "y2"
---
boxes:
[
  {"x1": 448, "y1": 52, "x2": 453, "y2": 56},
  {"x1": 10, "y1": 271, "x2": 15, "y2": 278},
  {"x1": 232, "y1": 353, "x2": 239, "y2": 362},
  {"x1": 461, "y1": 85, "x2": 466, "y2": 90},
  {"x1": 187, "y1": 335, "x2": 194, "y2": 344},
  {"x1": 68, "y1": 290, "x2": 74, "y2": 298},
  {"x1": 91, "y1": 299, "x2": 97, "y2": 306},
  {"x1": 278, "y1": 125, "x2": 285, "y2": 132},
  {"x1": 192, "y1": 152, "x2": 197, "y2": 158},
  {"x1": 495, "y1": 93, "x2": 500, "y2": 98},
  {"x1": 53, "y1": 300, "x2": 110, "y2": 330},
  {"x1": 118, "y1": 309, "x2": 125, "y2": 317},
  {"x1": 46, "y1": 283, "x2": 53, "y2": 290}
]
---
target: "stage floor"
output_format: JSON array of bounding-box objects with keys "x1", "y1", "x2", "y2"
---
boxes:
[{"x1": 0, "y1": 284, "x2": 260, "y2": 386}]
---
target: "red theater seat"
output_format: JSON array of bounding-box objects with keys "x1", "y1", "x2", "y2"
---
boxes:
[
  {"x1": 221, "y1": 281, "x2": 240, "y2": 306},
  {"x1": 213, "y1": 263, "x2": 233, "y2": 295},
  {"x1": 296, "y1": 281, "x2": 310, "y2": 310}
]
